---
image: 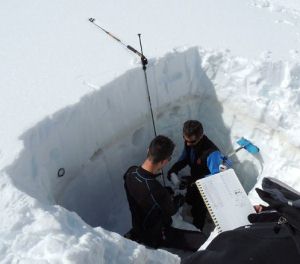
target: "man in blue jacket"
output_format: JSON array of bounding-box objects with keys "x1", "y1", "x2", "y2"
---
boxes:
[{"x1": 168, "y1": 120, "x2": 226, "y2": 230}]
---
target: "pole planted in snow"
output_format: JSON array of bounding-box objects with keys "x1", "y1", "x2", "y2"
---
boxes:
[{"x1": 88, "y1": 18, "x2": 165, "y2": 185}]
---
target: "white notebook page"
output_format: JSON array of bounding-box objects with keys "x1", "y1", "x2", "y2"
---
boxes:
[{"x1": 196, "y1": 169, "x2": 255, "y2": 232}]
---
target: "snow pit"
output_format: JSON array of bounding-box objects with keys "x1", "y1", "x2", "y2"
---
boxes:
[{"x1": 2, "y1": 47, "x2": 300, "y2": 262}]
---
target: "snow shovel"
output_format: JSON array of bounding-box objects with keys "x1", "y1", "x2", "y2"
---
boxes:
[
  {"x1": 231, "y1": 137, "x2": 259, "y2": 156},
  {"x1": 219, "y1": 137, "x2": 259, "y2": 170},
  {"x1": 222, "y1": 137, "x2": 260, "y2": 167}
]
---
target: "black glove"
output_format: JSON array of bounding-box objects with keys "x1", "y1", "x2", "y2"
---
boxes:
[
  {"x1": 174, "y1": 194, "x2": 185, "y2": 208},
  {"x1": 164, "y1": 186, "x2": 175, "y2": 195},
  {"x1": 179, "y1": 175, "x2": 193, "y2": 190},
  {"x1": 248, "y1": 211, "x2": 281, "y2": 223}
]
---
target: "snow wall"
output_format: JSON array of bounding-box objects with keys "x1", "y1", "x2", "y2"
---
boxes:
[{"x1": 3, "y1": 47, "x2": 300, "y2": 262}]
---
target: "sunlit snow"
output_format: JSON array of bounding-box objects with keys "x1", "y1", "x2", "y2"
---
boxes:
[{"x1": 1, "y1": 0, "x2": 300, "y2": 263}]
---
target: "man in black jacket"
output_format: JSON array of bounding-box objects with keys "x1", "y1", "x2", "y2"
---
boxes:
[
  {"x1": 124, "y1": 135, "x2": 207, "y2": 251},
  {"x1": 168, "y1": 120, "x2": 226, "y2": 230}
]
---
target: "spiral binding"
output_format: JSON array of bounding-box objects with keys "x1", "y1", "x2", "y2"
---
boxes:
[{"x1": 196, "y1": 181, "x2": 223, "y2": 233}]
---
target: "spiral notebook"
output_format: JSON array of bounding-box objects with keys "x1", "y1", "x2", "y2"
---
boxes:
[{"x1": 196, "y1": 169, "x2": 255, "y2": 233}]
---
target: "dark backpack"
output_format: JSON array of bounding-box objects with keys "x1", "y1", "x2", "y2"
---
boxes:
[{"x1": 182, "y1": 177, "x2": 300, "y2": 264}]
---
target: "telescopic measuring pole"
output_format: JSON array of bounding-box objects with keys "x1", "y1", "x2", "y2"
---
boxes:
[
  {"x1": 89, "y1": 18, "x2": 165, "y2": 185},
  {"x1": 88, "y1": 18, "x2": 157, "y2": 136},
  {"x1": 89, "y1": 18, "x2": 148, "y2": 66}
]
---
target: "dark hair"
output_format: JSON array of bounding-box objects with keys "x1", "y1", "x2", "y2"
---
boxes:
[
  {"x1": 147, "y1": 135, "x2": 175, "y2": 164},
  {"x1": 183, "y1": 120, "x2": 203, "y2": 138}
]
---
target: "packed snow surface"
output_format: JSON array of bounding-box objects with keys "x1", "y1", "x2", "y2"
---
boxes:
[{"x1": 1, "y1": 0, "x2": 300, "y2": 263}]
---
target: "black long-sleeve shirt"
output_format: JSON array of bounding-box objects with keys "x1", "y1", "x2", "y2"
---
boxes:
[{"x1": 124, "y1": 166, "x2": 180, "y2": 247}]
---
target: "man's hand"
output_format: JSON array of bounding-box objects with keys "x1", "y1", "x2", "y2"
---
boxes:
[
  {"x1": 254, "y1": 204, "x2": 266, "y2": 213},
  {"x1": 248, "y1": 204, "x2": 280, "y2": 223},
  {"x1": 179, "y1": 175, "x2": 193, "y2": 190},
  {"x1": 164, "y1": 186, "x2": 175, "y2": 195}
]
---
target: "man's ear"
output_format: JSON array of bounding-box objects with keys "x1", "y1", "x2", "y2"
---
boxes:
[{"x1": 161, "y1": 159, "x2": 168, "y2": 167}]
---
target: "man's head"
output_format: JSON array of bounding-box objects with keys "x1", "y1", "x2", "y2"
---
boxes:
[
  {"x1": 147, "y1": 135, "x2": 175, "y2": 170},
  {"x1": 183, "y1": 120, "x2": 203, "y2": 146}
]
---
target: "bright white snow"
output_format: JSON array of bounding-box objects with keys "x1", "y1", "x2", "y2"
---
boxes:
[{"x1": 1, "y1": 0, "x2": 300, "y2": 263}]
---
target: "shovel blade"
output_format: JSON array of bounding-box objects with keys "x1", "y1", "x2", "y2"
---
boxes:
[{"x1": 237, "y1": 137, "x2": 260, "y2": 154}]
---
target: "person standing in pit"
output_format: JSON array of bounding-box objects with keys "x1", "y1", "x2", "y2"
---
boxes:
[{"x1": 168, "y1": 120, "x2": 227, "y2": 230}]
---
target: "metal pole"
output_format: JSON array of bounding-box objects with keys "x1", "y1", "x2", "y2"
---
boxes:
[{"x1": 138, "y1": 33, "x2": 165, "y2": 186}]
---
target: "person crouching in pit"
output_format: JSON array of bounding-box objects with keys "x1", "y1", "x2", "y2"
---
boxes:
[{"x1": 124, "y1": 135, "x2": 207, "y2": 251}]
